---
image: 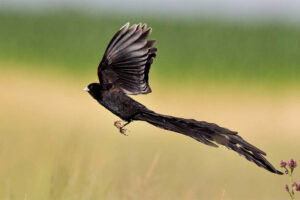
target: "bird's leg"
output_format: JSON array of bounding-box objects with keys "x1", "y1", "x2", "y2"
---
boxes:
[
  {"x1": 114, "y1": 120, "x2": 131, "y2": 136},
  {"x1": 120, "y1": 121, "x2": 130, "y2": 135}
]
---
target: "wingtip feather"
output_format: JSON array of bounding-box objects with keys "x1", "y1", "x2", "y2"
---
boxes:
[
  {"x1": 120, "y1": 22, "x2": 130, "y2": 30},
  {"x1": 141, "y1": 23, "x2": 147, "y2": 31},
  {"x1": 147, "y1": 27, "x2": 152, "y2": 35}
]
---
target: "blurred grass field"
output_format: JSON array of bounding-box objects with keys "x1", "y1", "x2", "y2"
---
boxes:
[
  {"x1": 1, "y1": 10, "x2": 300, "y2": 86},
  {"x1": 1, "y1": 10, "x2": 300, "y2": 200}
]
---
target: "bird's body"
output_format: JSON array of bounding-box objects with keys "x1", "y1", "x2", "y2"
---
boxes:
[
  {"x1": 85, "y1": 22, "x2": 282, "y2": 175},
  {"x1": 89, "y1": 83, "x2": 146, "y2": 121}
]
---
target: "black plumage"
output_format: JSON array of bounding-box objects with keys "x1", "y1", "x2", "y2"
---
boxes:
[{"x1": 85, "y1": 22, "x2": 282, "y2": 175}]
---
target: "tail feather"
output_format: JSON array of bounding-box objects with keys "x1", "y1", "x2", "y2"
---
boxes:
[{"x1": 134, "y1": 110, "x2": 282, "y2": 175}]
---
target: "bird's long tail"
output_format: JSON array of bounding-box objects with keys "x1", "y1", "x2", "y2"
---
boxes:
[{"x1": 133, "y1": 110, "x2": 282, "y2": 175}]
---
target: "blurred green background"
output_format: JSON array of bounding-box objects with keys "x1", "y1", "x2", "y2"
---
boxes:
[{"x1": 1, "y1": 4, "x2": 300, "y2": 200}]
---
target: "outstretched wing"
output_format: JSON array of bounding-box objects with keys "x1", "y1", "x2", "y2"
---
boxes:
[{"x1": 98, "y1": 23, "x2": 157, "y2": 95}]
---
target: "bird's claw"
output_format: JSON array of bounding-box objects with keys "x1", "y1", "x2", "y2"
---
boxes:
[
  {"x1": 114, "y1": 120, "x2": 129, "y2": 136},
  {"x1": 119, "y1": 127, "x2": 128, "y2": 136},
  {"x1": 114, "y1": 120, "x2": 123, "y2": 129}
]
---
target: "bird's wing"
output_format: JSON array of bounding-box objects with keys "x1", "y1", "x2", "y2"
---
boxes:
[{"x1": 97, "y1": 23, "x2": 157, "y2": 95}]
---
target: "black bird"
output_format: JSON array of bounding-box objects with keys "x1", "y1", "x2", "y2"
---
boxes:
[{"x1": 85, "y1": 22, "x2": 282, "y2": 175}]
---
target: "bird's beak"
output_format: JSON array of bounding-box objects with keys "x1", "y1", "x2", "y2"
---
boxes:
[{"x1": 84, "y1": 87, "x2": 89, "y2": 92}]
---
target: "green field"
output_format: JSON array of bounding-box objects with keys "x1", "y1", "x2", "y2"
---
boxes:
[
  {"x1": 1, "y1": 10, "x2": 300, "y2": 87},
  {"x1": 1, "y1": 10, "x2": 300, "y2": 200}
]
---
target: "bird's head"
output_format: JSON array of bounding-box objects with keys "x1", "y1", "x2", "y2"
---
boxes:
[{"x1": 84, "y1": 83, "x2": 101, "y2": 100}]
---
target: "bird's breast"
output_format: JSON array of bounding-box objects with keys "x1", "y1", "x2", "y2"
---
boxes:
[{"x1": 99, "y1": 90, "x2": 144, "y2": 121}]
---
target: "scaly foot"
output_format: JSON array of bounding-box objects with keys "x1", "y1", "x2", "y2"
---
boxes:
[{"x1": 114, "y1": 120, "x2": 129, "y2": 136}]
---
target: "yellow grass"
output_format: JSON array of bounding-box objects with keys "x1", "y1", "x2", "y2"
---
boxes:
[{"x1": 0, "y1": 65, "x2": 299, "y2": 200}]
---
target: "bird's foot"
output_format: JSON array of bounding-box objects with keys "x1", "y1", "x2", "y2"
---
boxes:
[
  {"x1": 119, "y1": 127, "x2": 128, "y2": 136},
  {"x1": 114, "y1": 120, "x2": 129, "y2": 136},
  {"x1": 114, "y1": 120, "x2": 123, "y2": 129}
]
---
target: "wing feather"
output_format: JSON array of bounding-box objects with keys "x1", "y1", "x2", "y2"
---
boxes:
[
  {"x1": 98, "y1": 23, "x2": 157, "y2": 95},
  {"x1": 105, "y1": 23, "x2": 130, "y2": 60}
]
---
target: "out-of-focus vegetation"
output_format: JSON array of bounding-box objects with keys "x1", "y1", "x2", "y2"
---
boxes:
[
  {"x1": 1, "y1": 9, "x2": 300, "y2": 200},
  {"x1": 1, "y1": 68, "x2": 298, "y2": 200},
  {"x1": 1, "y1": 10, "x2": 300, "y2": 87}
]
